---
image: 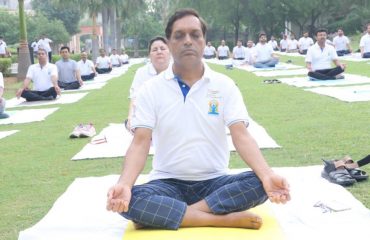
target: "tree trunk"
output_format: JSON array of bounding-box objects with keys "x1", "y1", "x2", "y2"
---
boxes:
[
  {"x1": 115, "y1": 8, "x2": 122, "y2": 50},
  {"x1": 17, "y1": 0, "x2": 31, "y2": 81},
  {"x1": 92, "y1": 12, "x2": 99, "y2": 62},
  {"x1": 109, "y1": 7, "x2": 116, "y2": 51},
  {"x1": 102, "y1": 7, "x2": 110, "y2": 52}
]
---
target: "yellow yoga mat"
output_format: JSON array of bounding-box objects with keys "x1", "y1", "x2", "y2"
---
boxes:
[{"x1": 123, "y1": 203, "x2": 284, "y2": 240}]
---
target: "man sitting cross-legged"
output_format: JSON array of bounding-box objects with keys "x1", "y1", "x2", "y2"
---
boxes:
[
  {"x1": 306, "y1": 28, "x2": 346, "y2": 80},
  {"x1": 107, "y1": 8, "x2": 290, "y2": 231},
  {"x1": 56, "y1": 46, "x2": 83, "y2": 90},
  {"x1": 16, "y1": 49, "x2": 60, "y2": 101},
  {"x1": 253, "y1": 32, "x2": 279, "y2": 68},
  {"x1": 95, "y1": 49, "x2": 112, "y2": 74},
  {"x1": 77, "y1": 52, "x2": 97, "y2": 81}
]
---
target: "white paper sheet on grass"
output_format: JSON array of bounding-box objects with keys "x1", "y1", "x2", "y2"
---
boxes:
[
  {"x1": 339, "y1": 53, "x2": 370, "y2": 62},
  {"x1": 236, "y1": 62, "x2": 302, "y2": 72},
  {"x1": 72, "y1": 118, "x2": 280, "y2": 160},
  {"x1": 254, "y1": 68, "x2": 308, "y2": 77},
  {"x1": 305, "y1": 84, "x2": 370, "y2": 102},
  {"x1": 279, "y1": 73, "x2": 370, "y2": 88},
  {"x1": 275, "y1": 51, "x2": 305, "y2": 58},
  {"x1": 0, "y1": 130, "x2": 19, "y2": 139},
  {"x1": 6, "y1": 92, "x2": 88, "y2": 109},
  {"x1": 18, "y1": 166, "x2": 370, "y2": 240},
  {"x1": 0, "y1": 108, "x2": 58, "y2": 125},
  {"x1": 61, "y1": 82, "x2": 107, "y2": 93}
]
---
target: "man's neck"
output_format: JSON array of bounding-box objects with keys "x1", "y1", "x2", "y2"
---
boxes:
[
  {"x1": 173, "y1": 62, "x2": 204, "y2": 87},
  {"x1": 318, "y1": 41, "x2": 325, "y2": 48},
  {"x1": 39, "y1": 61, "x2": 47, "y2": 67}
]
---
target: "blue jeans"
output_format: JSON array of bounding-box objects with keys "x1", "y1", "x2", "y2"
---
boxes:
[
  {"x1": 120, "y1": 171, "x2": 267, "y2": 230},
  {"x1": 254, "y1": 58, "x2": 279, "y2": 68}
]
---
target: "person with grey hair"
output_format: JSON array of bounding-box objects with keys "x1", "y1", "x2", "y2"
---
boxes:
[{"x1": 107, "y1": 8, "x2": 290, "y2": 230}]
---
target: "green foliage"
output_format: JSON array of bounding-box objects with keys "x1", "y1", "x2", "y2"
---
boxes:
[
  {"x1": 0, "y1": 58, "x2": 11, "y2": 76},
  {"x1": 0, "y1": 10, "x2": 20, "y2": 44},
  {"x1": 31, "y1": 0, "x2": 81, "y2": 35}
]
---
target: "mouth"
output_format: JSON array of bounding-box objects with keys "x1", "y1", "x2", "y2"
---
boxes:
[{"x1": 182, "y1": 49, "x2": 197, "y2": 56}]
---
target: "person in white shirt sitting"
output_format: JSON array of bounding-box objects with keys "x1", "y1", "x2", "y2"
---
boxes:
[
  {"x1": 0, "y1": 71, "x2": 9, "y2": 119},
  {"x1": 244, "y1": 40, "x2": 255, "y2": 64},
  {"x1": 333, "y1": 28, "x2": 352, "y2": 56},
  {"x1": 77, "y1": 52, "x2": 97, "y2": 81},
  {"x1": 203, "y1": 41, "x2": 216, "y2": 59},
  {"x1": 95, "y1": 49, "x2": 112, "y2": 74},
  {"x1": 217, "y1": 40, "x2": 230, "y2": 60},
  {"x1": 360, "y1": 23, "x2": 370, "y2": 58},
  {"x1": 279, "y1": 34, "x2": 289, "y2": 52},
  {"x1": 232, "y1": 40, "x2": 246, "y2": 60},
  {"x1": 268, "y1": 36, "x2": 279, "y2": 51},
  {"x1": 306, "y1": 28, "x2": 346, "y2": 80},
  {"x1": 298, "y1": 31, "x2": 314, "y2": 55},
  {"x1": 253, "y1": 32, "x2": 279, "y2": 68},
  {"x1": 110, "y1": 49, "x2": 121, "y2": 67},
  {"x1": 16, "y1": 49, "x2": 60, "y2": 101},
  {"x1": 287, "y1": 34, "x2": 299, "y2": 53},
  {"x1": 119, "y1": 49, "x2": 129, "y2": 64}
]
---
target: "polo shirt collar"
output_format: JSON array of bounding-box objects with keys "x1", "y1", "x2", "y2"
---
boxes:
[
  {"x1": 163, "y1": 61, "x2": 212, "y2": 83},
  {"x1": 148, "y1": 62, "x2": 157, "y2": 75}
]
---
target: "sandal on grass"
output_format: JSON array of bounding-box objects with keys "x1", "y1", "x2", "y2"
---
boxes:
[
  {"x1": 336, "y1": 155, "x2": 370, "y2": 181},
  {"x1": 321, "y1": 159, "x2": 356, "y2": 186}
]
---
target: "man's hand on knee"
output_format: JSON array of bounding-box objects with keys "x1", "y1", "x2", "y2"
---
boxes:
[{"x1": 106, "y1": 184, "x2": 132, "y2": 212}]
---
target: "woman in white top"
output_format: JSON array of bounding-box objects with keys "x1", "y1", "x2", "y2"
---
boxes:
[{"x1": 126, "y1": 36, "x2": 171, "y2": 130}]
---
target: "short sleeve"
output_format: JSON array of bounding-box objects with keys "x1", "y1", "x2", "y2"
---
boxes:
[
  {"x1": 130, "y1": 82, "x2": 156, "y2": 131},
  {"x1": 360, "y1": 36, "x2": 365, "y2": 47},
  {"x1": 331, "y1": 47, "x2": 339, "y2": 60},
  {"x1": 0, "y1": 72, "x2": 4, "y2": 88},
  {"x1": 51, "y1": 64, "x2": 58, "y2": 77},
  {"x1": 305, "y1": 48, "x2": 312, "y2": 62},
  {"x1": 26, "y1": 65, "x2": 34, "y2": 79},
  {"x1": 223, "y1": 81, "x2": 249, "y2": 127}
]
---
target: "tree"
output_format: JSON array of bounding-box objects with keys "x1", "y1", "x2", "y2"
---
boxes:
[
  {"x1": 17, "y1": 0, "x2": 31, "y2": 81},
  {"x1": 32, "y1": 0, "x2": 81, "y2": 35},
  {"x1": 0, "y1": 10, "x2": 19, "y2": 44}
]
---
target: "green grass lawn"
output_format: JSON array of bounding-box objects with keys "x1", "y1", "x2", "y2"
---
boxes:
[{"x1": 1, "y1": 58, "x2": 370, "y2": 240}]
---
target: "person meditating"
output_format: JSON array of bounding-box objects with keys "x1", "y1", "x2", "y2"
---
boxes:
[
  {"x1": 106, "y1": 8, "x2": 290, "y2": 230},
  {"x1": 306, "y1": 28, "x2": 346, "y2": 80}
]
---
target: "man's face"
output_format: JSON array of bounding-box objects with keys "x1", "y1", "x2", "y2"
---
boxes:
[
  {"x1": 291, "y1": 35, "x2": 295, "y2": 40},
  {"x1": 207, "y1": 41, "x2": 211, "y2": 46},
  {"x1": 271, "y1": 36, "x2": 275, "y2": 41},
  {"x1": 112, "y1": 50, "x2": 117, "y2": 55},
  {"x1": 81, "y1": 52, "x2": 87, "y2": 61},
  {"x1": 338, "y1": 29, "x2": 344, "y2": 36},
  {"x1": 237, "y1": 41, "x2": 242, "y2": 47},
  {"x1": 221, "y1": 40, "x2": 225, "y2": 46},
  {"x1": 100, "y1": 50, "x2": 105, "y2": 57},
  {"x1": 247, "y1": 40, "x2": 253, "y2": 48},
  {"x1": 37, "y1": 50, "x2": 48, "y2": 63},
  {"x1": 60, "y1": 48, "x2": 70, "y2": 60},
  {"x1": 168, "y1": 15, "x2": 205, "y2": 67},
  {"x1": 367, "y1": 25, "x2": 370, "y2": 34},
  {"x1": 316, "y1": 31, "x2": 327, "y2": 44},
  {"x1": 259, "y1": 35, "x2": 267, "y2": 43},
  {"x1": 303, "y1": 32, "x2": 308, "y2": 38}
]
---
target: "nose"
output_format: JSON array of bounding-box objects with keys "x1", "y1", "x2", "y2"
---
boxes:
[{"x1": 184, "y1": 34, "x2": 192, "y2": 46}]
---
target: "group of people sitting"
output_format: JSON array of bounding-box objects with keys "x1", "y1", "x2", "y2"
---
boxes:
[
  {"x1": 203, "y1": 24, "x2": 370, "y2": 80},
  {"x1": 14, "y1": 47, "x2": 129, "y2": 103}
]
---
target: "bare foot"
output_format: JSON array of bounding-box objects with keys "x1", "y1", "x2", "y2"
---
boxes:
[
  {"x1": 133, "y1": 222, "x2": 145, "y2": 229},
  {"x1": 224, "y1": 211, "x2": 262, "y2": 229}
]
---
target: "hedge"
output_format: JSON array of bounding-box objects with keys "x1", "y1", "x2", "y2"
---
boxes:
[{"x1": 0, "y1": 58, "x2": 12, "y2": 76}]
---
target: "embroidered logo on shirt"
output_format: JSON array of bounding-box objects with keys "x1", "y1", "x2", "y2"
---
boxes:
[{"x1": 208, "y1": 99, "x2": 219, "y2": 115}]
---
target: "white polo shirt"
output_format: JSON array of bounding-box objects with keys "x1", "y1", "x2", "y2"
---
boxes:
[
  {"x1": 96, "y1": 56, "x2": 111, "y2": 68},
  {"x1": 132, "y1": 63, "x2": 249, "y2": 181},
  {"x1": 305, "y1": 43, "x2": 338, "y2": 71},
  {"x1": 110, "y1": 54, "x2": 120, "y2": 65},
  {"x1": 217, "y1": 45, "x2": 230, "y2": 57},
  {"x1": 129, "y1": 63, "x2": 157, "y2": 99},
  {"x1": 280, "y1": 39, "x2": 288, "y2": 49},
  {"x1": 204, "y1": 46, "x2": 216, "y2": 56},
  {"x1": 77, "y1": 59, "x2": 94, "y2": 76},
  {"x1": 360, "y1": 33, "x2": 370, "y2": 53},
  {"x1": 0, "y1": 40, "x2": 7, "y2": 55},
  {"x1": 0, "y1": 72, "x2": 4, "y2": 88},
  {"x1": 245, "y1": 47, "x2": 255, "y2": 64},
  {"x1": 254, "y1": 43, "x2": 274, "y2": 62},
  {"x1": 120, "y1": 54, "x2": 129, "y2": 63},
  {"x1": 233, "y1": 46, "x2": 246, "y2": 58},
  {"x1": 268, "y1": 40, "x2": 278, "y2": 49},
  {"x1": 287, "y1": 39, "x2": 299, "y2": 50},
  {"x1": 37, "y1": 38, "x2": 52, "y2": 52},
  {"x1": 298, "y1": 37, "x2": 314, "y2": 50},
  {"x1": 333, "y1": 35, "x2": 350, "y2": 51},
  {"x1": 26, "y1": 63, "x2": 58, "y2": 91}
]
